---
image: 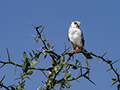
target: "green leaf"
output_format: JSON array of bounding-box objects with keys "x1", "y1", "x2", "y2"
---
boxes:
[
  {"x1": 63, "y1": 61, "x2": 65, "y2": 64},
  {"x1": 43, "y1": 33, "x2": 45, "y2": 40},
  {"x1": 76, "y1": 79, "x2": 81, "y2": 84},
  {"x1": 67, "y1": 65, "x2": 70, "y2": 70},
  {"x1": 51, "y1": 65, "x2": 54, "y2": 68},
  {"x1": 35, "y1": 53, "x2": 41, "y2": 59},
  {"x1": 21, "y1": 64, "x2": 25, "y2": 69},
  {"x1": 18, "y1": 81, "x2": 20, "y2": 84},
  {"x1": 111, "y1": 59, "x2": 120, "y2": 64},
  {"x1": 29, "y1": 52, "x2": 33, "y2": 58},
  {"x1": 34, "y1": 37, "x2": 38, "y2": 43},
  {"x1": 36, "y1": 25, "x2": 43, "y2": 29},
  {"x1": 102, "y1": 52, "x2": 108, "y2": 57},
  {"x1": 86, "y1": 60, "x2": 88, "y2": 66},
  {"x1": 31, "y1": 23, "x2": 43, "y2": 30},
  {"x1": 47, "y1": 43, "x2": 51, "y2": 49},
  {"x1": 23, "y1": 52, "x2": 27, "y2": 59},
  {"x1": 21, "y1": 64, "x2": 27, "y2": 73},
  {"x1": 63, "y1": 46, "x2": 71, "y2": 54},
  {"x1": 44, "y1": 54, "x2": 47, "y2": 59},
  {"x1": 77, "y1": 74, "x2": 79, "y2": 77},
  {"x1": 31, "y1": 23, "x2": 36, "y2": 29},
  {"x1": 64, "y1": 42, "x2": 66, "y2": 51},
  {"x1": 52, "y1": 59, "x2": 55, "y2": 65},
  {"x1": 15, "y1": 86, "x2": 19, "y2": 90},
  {"x1": 66, "y1": 72, "x2": 71, "y2": 79},
  {"x1": 32, "y1": 49, "x2": 36, "y2": 55},
  {"x1": 0, "y1": 75, "x2": 6, "y2": 83},
  {"x1": 40, "y1": 26, "x2": 45, "y2": 34},
  {"x1": 54, "y1": 66, "x2": 58, "y2": 73},
  {"x1": 47, "y1": 80, "x2": 52, "y2": 86},
  {"x1": 6, "y1": 48, "x2": 10, "y2": 61},
  {"x1": 30, "y1": 61, "x2": 37, "y2": 66},
  {"x1": 42, "y1": 88, "x2": 46, "y2": 90},
  {"x1": 27, "y1": 70, "x2": 33, "y2": 75},
  {"x1": 52, "y1": 59, "x2": 57, "y2": 66},
  {"x1": 23, "y1": 74, "x2": 27, "y2": 79},
  {"x1": 37, "y1": 87, "x2": 41, "y2": 90},
  {"x1": 14, "y1": 64, "x2": 17, "y2": 76},
  {"x1": 97, "y1": 56, "x2": 101, "y2": 63},
  {"x1": 61, "y1": 79, "x2": 65, "y2": 86},
  {"x1": 48, "y1": 71, "x2": 53, "y2": 76},
  {"x1": 23, "y1": 52, "x2": 28, "y2": 62},
  {"x1": 118, "y1": 84, "x2": 120, "y2": 90},
  {"x1": 111, "y1": 78, "x2": 117, "y2": 81},
  {"x1": 106, "y1": 68, "x2": 111, "y2": 72}
]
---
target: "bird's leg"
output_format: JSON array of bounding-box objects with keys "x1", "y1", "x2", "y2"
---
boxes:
[
  {"x1": 75, "y1": 47, "x2": 79, "y2": 52},
  {"x1": 70, "y1": 49, "x2": 74, "y2": 53}
]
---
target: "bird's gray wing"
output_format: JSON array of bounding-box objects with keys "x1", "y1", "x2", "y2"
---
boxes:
[{"x1": 82, "y1": 32, "x2": 85, "y2": 46}]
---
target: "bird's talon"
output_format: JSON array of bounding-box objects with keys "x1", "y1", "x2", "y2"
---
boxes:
[
  {"x1": 75, "y1": 47, "x2": 79, "y2": 52},
  {"x1": 70, "y1": 50, "x2": 74, "y2": 53}
]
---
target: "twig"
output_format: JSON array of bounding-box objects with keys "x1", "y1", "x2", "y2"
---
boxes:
[
  {"x1": 53, "y1": 65, "x2": 64, "y2": 81},
  {"x1": 0, "y1": 60, "x2": 52, "y2": 71},
  {"x1": 6, "y1": 48, "x2": 11, "y2": 62},
  {"x1": 0, "y1": 83, "x2": 10, "y2": 90}
]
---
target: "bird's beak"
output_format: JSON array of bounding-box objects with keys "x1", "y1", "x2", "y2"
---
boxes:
[{"x1": 76, "y1": 24, "x2": 79, "y2": 27}]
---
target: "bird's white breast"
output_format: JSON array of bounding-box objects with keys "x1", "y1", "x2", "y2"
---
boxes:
[{"x1": 68, "y1": 27, "x2": 83, "y2": 48}]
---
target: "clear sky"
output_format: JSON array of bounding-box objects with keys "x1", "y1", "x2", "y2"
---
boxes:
[{"x1": 0, "y1": 0, "x2": 120, "y2": 90}]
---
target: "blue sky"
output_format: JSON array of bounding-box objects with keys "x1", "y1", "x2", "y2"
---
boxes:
[{"x1": 0, "y1": 0, "x2": 120, "y2": 90}]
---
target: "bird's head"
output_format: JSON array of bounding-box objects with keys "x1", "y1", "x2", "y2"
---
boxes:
[{"x1": 70, "y1": 21, "x2": 81, "y2": 28}]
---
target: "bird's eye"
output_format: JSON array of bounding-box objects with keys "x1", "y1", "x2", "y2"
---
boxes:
[{"x1": 74, "y1": 22, "x2": 77, "y2": 24}]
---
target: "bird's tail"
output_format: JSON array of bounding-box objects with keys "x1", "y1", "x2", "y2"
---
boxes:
[{"x1": 82, "y1": 48, "x2": 92, "y2": 59}]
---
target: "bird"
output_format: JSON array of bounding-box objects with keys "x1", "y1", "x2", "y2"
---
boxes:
[{"x1": 68, "y1": 20, "x2": 92, "y2": 59}]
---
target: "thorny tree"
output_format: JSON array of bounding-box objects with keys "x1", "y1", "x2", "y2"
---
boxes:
[{"x1": 0, "y1": 24, "x2": 120, "y2": 90}]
